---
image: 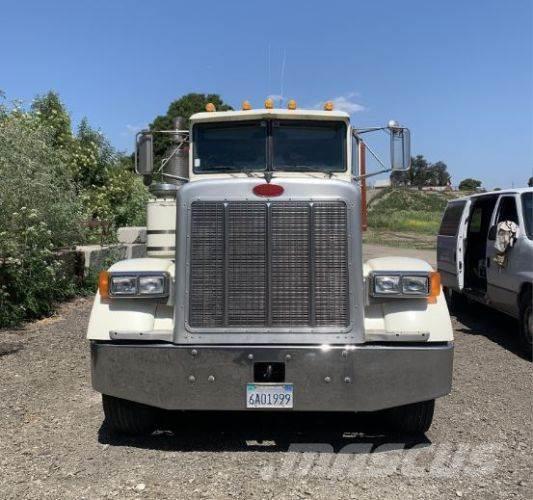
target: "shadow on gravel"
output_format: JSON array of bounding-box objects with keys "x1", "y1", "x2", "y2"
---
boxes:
[
  {"x1": 98, "y1": 411, "x2": 431, "y2": 453},
  {"x1": 452, "y1": 302, "x2": 530, "y2": 361}
]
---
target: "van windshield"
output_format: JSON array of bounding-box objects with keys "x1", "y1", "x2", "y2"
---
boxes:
[{"x1": 522, "y1": 192, "x2": 533, "y2": 239}]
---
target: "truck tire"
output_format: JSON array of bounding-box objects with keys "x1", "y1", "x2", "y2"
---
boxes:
[
  {"x1": 383, "y1": 399, "x2": 435, "y2": 435},
  {"x1": 519, "y1": 290, "x2": 532, "y2": 359},
  {"x1": 102, "y1": 395, "x2": 157, "y2": 435}
]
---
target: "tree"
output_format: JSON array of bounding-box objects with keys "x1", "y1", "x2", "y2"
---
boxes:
[
  {"x1": 458, "y1": 178, "x2": 482, "y2": 191},
  {"x1": 408, "y1": 155, "x2": 428, "y2": 188},
  {"x1": 150, "y1": 93, "x2": 232, "y2": 165},
  {"x1": 528, "y1": 176, "x2": 533, "y2": 187},
  {"x1": 31, "y1": 91, "x2": 72, "y2": 150}
]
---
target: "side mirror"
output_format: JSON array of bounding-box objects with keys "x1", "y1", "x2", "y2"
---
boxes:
[
  {"x1": 135, "y1": 132, "x2": 154, "y2": 176},
  {"x1": 389, "y1": 124, "x2": 411, "y2": 171},
  {"x1": 488, "y1": 224, "x2": 497, "y2": 241}
]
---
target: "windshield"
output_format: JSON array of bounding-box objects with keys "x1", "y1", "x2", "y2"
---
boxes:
[
  {"x1": 193, "y1": 119, "x2": 346, "y2": 174},
  {"x1": 522, "y1": 192, "x2": 533, "y2": 239},
  {"x1": 193, "y1": 121, "x2": 267, "y2": 173},
  {"x1": 272, "y1": 120, "x2": 346, "y2": 172}
]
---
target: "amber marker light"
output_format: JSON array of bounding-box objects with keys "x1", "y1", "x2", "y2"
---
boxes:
[
  {"x1": 324, "y1": 101, "x2": 334, "y2": 111},
  {"x1": 287, "y1": 99, "x2": 297, "y2": 110},
  {"x1": 205, "y1": 102, "x2": 216, "y2": 112},
  {"x1": 242, "y1": 100, "x2": 252, "y2": 110},
  {"x1": 98, "y1": 271, "x2": 110, "y2": 299},
  {"x1": 428, "y1": 272, "x2": 441, "y2": 304},
  {"x1": 264, "y1": 98, "x2": 274, "y2": 109}
]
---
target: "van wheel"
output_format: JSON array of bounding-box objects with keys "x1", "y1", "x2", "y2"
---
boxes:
[
  {"x1": 102, "y1": 395, "x2": 157, "y2": 435},
  {"x1": 519, "y1": 291, "x2": 532, "y2": 358},
  {"x1": 443, "y1": 287, "x2": 466, "y2": 313},
  {"x1": 383, "y1": 400, "x2": 435, "y2": 435}
]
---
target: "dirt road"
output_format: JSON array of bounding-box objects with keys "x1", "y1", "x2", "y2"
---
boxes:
[{"x1": 0, "y1": 247, "x2": 531, "y2": 499}]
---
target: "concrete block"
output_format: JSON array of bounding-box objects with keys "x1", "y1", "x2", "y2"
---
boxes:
[
  {"x1": 117, "y1": 227, "x2": 147, "y2": 244},
  {"x1": 75, "y1": 244, "x2": 127, "y2": 271}
]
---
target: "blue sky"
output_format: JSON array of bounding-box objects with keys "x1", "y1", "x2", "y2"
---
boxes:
[{"x1": 1, "y1": 0, "x2": 531, "y2": 188}]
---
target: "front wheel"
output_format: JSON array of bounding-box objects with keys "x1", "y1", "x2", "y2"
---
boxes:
[
  {"x1": 102, "y1": 395, "x2": 157, "y2": 435},
  {"x1": 382, "y1": 399, "x2": 435, "y2": 435}
]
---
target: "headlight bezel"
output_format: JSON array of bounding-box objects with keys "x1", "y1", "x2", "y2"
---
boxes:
[
  {"x1": 370, "y1": 271, "x2": 431, "y2": 298},
  {"x1": 107, "y1": 271, "x2": 170, "y2": 299}
]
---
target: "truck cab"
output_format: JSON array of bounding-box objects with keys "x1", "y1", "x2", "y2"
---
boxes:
[
  {"x1": 88, "y1": 101, "x2": 454, "y2": 435},
  {"x1": 437, "y1": 188, "x2": 532, "y2": 353}
]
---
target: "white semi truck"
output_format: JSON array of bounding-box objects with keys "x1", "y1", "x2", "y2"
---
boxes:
[{"x1": 87, "y1": 99, "x2": 454, "y2": 435}]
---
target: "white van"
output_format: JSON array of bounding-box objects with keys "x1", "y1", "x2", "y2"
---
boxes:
[{"x1": 437, "y1": 188, "x2": 532, "y2": 354}]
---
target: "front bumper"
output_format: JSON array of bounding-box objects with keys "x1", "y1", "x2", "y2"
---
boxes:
[{"x1": 91, "y1": 342, "x2": 453, "y2": 412}]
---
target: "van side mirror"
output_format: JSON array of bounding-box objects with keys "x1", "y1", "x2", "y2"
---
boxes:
[
  {"x1": 135, "y1": 132, "x2": 154, "y2": 176},
  {"x1": 488, "y1": 224, "x2": 497, "y2": 241},
  {"x1": 389, "y1": 124, "x2": 411, "y2": 171}
]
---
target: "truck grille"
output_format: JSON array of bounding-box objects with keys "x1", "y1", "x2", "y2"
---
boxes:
[{"x1": 189, "y1": 201, "x2": 349, "y2": 329}]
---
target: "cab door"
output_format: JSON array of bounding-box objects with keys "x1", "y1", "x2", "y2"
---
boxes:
[
  {"x1": 486, "y1": 195, "x2": 521, "y2": 315},
  {"x1": 437, "y1": 199, "x2": 470, "y2": 290}
]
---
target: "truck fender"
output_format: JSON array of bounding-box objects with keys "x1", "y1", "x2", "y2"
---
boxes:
[
  {"x1": 363, "y1": 257, "x2": 454, "y2": 342},
  {"x1": 86, "y1": 258, "x2": 175, "y2": 341}
]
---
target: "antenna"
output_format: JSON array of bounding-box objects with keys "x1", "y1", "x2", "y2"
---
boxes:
[
  {"x1": 267, "y1": 43, "x2": 271, "y2": 98},
  {"x1": 280, "y1": 49, "x2": 286, "y2": 107}
]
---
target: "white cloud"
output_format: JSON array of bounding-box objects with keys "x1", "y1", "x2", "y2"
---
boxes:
[{"x1": 316, "y1": 93, "x2": 365, "y2": 114}]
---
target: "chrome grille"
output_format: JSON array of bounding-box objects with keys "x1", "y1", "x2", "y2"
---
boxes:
[{"x1": 189, "y1": 201, "x2": 349, "y2": 329}]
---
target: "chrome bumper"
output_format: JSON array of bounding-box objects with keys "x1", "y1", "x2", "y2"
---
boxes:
[{"x1": 91, "y1": 342, "x2": 453, "y2": 412}]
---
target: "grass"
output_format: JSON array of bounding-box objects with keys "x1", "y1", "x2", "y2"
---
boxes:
[{"x1": 365, "y1": 188, "x2": 462, "y2": 249}]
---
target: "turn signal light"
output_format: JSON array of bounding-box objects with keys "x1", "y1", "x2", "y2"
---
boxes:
[
  {"x1": 242, "y1": 100, "x2": 252, "y2": 110},
  {"x1": 98, "y1": 271, "x2": 110, "y2": 299},
  {"x1": 253, "y1": 183, "x2": 284, "y2": 197},
  {"x1": 287, "y1": 99, "x2": 297, "y2": 110},
  {"x1": 205, "y1": 102, "x2": 216, "y2": 112},
  {"x1": 428, "y1": 272, "x2": 441, "y2": 304}
]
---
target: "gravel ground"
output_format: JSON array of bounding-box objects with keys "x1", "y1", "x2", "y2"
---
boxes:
[{"x1": 0, "y1": 247, "x2": 531, "y2": 499}]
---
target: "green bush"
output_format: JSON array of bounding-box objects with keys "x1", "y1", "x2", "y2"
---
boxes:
[
  {"x1": 0, "y1": 108, "x2": 83, "y2": 326},
  {"x1": 0, "y1": 92, "x2": 150, "y2": 327}
]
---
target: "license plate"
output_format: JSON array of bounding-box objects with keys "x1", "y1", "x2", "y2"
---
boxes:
[{"x1": 246, "y1": 383, "x2": 294, "y2": 409}]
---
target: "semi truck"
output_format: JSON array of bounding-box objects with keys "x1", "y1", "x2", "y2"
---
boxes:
[{"x1": 87, "y1": 99, "x2": 454, "y2": 435}]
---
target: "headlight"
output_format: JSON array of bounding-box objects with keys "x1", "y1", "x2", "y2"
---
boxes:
[
  {"x1": 139, "y1": 275, "x2": 166, "y2": 295},
  {"x1": 104, "y1": 272, "x2": 169, "y2": 298},
  {"x1": 402, "y1": 275, "x2": 429, "y2": 295},
  {"x1": 374, "y1": 275, "x2": 401, "y2": 295},
  {"x1": 110, "y1": 276, "x2": 137, "y2": 296},
  {"x1": 371, "y1": 272, "x2": 432, "y2": 298}
]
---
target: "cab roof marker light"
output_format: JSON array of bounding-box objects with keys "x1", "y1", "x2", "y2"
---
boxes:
[
  {"x1": 264, "y1": 98, "x2": 274, "y2": 109},
  {"x1": 287, "y1": 99, "x2": 297, "y2": 110},
  {"x1": 205, "y1": 102, "x2": 216, "y2": 112},
  {"x1": 324, "y1": 101, "x2": 334, "y2": 111},
  {"x1": 242, "y1": 100, "x2": 252, "y2": 111}
]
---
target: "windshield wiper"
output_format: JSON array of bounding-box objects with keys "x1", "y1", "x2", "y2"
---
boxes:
[{"x1": 221, "y1": 167, "x2": 265, "y2": 177}]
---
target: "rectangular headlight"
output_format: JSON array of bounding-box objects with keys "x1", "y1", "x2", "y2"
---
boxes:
[
  {"x1": 139, "y1": 275, "x2": 166, "y2": 295},
  {"x1": 374, "y1": 275, "x2": 401, "y2": 295},
  {"x1": 108, "y1": 273, "x2": 168, "y2": 298},
  {"x1": 110, "y1": 276, "x2": 137, "y2": 296},
  {"x1": 371, "y1": 272, "x2": 431, "y2": 298},
  {"x1": 401, "y1": 275, "x2": 429, "y2": 295}
]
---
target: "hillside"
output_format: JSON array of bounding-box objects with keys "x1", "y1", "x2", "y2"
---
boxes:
[{"x1": 364, "y1": 188, "x2": 466, "y2": 249}]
